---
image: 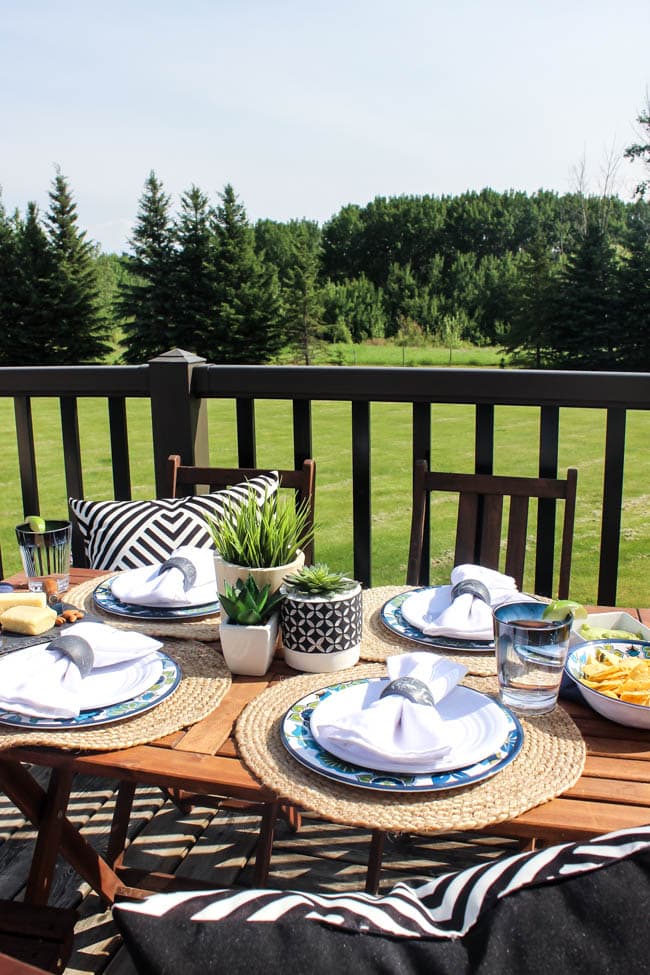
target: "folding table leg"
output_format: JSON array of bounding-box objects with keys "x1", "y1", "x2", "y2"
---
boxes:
[
  {"x1": 106, "y1": 781, "x2": 137, "y2": 868},
  {"x1": 26, "y1": 767, "x2": 74, "y2": 905},
  {"x1": 0, "y1": 758, "x2": 123, "y2": 907},
  {"x1": 365, "y1": 830, "x2": 385, "y2": 894},
  {"x1": 254, "y1": 802, "x2": 279, "y2": 887}
]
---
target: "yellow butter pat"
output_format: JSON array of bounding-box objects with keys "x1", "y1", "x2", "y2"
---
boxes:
[
  {"x1": 0, "y1": 591, "x2": 47, "y2": 611},
  {"x1": 0, "y1": 605, "x2": 57, "y2": 635}
]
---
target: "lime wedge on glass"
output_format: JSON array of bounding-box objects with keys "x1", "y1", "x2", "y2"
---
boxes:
[
  {"x1": 542, "y1": 599, "x2": 587, "y2": 622},
  {"x1": 27, "y1": 515, "x2": 46, "y2": 532}
]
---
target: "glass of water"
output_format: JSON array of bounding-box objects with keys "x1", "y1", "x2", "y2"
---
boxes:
[
  {"x1": 15, "y1": 520, "x2": 72, "y2": 595},
  {"x1": 493, "y1": 601, "x2": 573, "y2": 716}
]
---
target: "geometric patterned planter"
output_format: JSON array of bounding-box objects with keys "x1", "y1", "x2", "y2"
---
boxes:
[{"x1": 280, "y1": 583, "x2": 363, "y2": 672}]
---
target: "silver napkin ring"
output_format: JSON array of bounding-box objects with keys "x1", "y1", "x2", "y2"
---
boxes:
[
  {"x1": 49, "y1": 634, "x2": 94, "y2": 678},
  {"x1": 450, "y1": 579, "x2": 491, "y2": 604},
  {"x1": 159, "y1": 556, "x2": 197, "y2": 592},
  {"x1": 379, "y1": 676, "x2": 435, "y2": 708}
]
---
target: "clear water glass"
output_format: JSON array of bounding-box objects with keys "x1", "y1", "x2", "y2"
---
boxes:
[
  {"x1": 15, "y1": 520, "x2": 72, "y2": 594},
  {"x1": 493, "y1": 601, "x2": 573, "y2": 716}
]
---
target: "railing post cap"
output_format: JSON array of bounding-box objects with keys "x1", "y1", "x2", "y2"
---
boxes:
[{"x1": 149, "y1": 349, "x2": 206, "y2": 365}]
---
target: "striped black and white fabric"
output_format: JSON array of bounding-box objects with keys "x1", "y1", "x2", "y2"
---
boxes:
[
  {"x1": 114, "y1": 825, "x2": 650, "y2": 975},
  {"x1": 70, "y1": 473, "x2": 278, "y2": 571}
]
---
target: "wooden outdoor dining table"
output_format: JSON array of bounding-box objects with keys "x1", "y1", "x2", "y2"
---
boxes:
[{"x1": 1, "y1": 567, "x2": 649, "y2": 910}]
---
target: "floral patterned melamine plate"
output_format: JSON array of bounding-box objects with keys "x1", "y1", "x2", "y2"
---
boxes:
[
  {"x1": 281, "y1": 677, "x2": 523, "y2": 793},
  {"x1": 380, "y1": 589, "x2": 495, "y2": 651},
  {"x1": 0, "y1": 652, "x2": 181, "y2": 729},
  {"x1": 93, "y1": 579, "x2": 219, "y2": 621}
]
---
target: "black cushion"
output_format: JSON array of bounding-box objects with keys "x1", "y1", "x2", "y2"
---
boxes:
[{"x1": 113, "y1": 825, "x2": 650, "y2": 975}]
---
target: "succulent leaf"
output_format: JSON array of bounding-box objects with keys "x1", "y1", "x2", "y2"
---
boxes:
[{"x1": 284, "y1": 563, "x2": 356, "y2": 595}]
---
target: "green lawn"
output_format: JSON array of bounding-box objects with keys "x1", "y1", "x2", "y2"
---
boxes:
[{"x1": 1, "y1": 393, "x2": 649, "y2": 606}]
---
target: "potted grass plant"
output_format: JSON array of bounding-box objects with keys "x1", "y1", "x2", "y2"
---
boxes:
[
  {"x1": 280, "y1": 563, "x2": 363, "y2": 672},
  {"x1": 218, "y1": 575, "x2": 284, "y2": 676},
  {"x1": 205, "y1": 488, "x2": 314, "y2": 597}
]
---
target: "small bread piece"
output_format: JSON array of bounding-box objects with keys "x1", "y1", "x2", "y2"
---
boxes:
[
  {"x1": 0, "y1": 605, "x2": 57, "y2": 635},
  {"x1": 0, "y1": 591, "x2": 47, "y2": 611}
]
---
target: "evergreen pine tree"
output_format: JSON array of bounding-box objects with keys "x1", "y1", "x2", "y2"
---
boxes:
[
  {"x1": 617, "y1": 207, "x2": 650, "y2": 369},
  {"x1": 547, "y1": 223, "x2": 620, "y2": 368},
  {"x1": 0, "y1": 198, "x2": 23, "y2": 364},
  {"x1": 209, "y1": 184, "x2": 283, "y2": 364},
  {"x1": 173, "y1": 185, "x2": 219, "y2": 354},
  {"x1": 502, "y1": 234, "x2": 560, "y2": 366},
  {"x1": 120, "y1": 171, "x2": 177, "y2": 363},
  {"x1": 282, "y1": 223, "x2": 324, "y2": 364},
  {"x1": 44, "y1": 169, "x2": 109, "y2": 363}
]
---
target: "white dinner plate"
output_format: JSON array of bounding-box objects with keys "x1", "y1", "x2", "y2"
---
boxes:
[
  {"x1": 93, "y1": 578, "x2": 220, "y2": 621},
  {"x1": 76, "y1": 651, "x2": 163, "y2": 710},
  {"x1": 0, "y1": 651, "x2": 181, "y2": 729},
  {"x1": 381, "y1": 589, "x2": 495, "y2": 651},
  {"x1": 309, "y1": 679, "x2": 512, "y2": 774}
]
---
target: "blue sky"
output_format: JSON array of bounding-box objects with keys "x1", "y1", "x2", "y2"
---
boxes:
[{"x1": 2, "y1": 0, "x2": 648, "y2": 253}]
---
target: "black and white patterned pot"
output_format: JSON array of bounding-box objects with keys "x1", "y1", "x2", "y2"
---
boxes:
[{"x1": 280, "y1": 583, "x2": 363, "y2": 672}]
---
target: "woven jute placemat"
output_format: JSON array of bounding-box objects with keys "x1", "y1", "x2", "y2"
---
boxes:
[
  {"x1": 67, "y1": 576, "x2": 221, "y2": 642},
  {"x1": 0, "y1": 639, "x2": 230, "y2": 753},
  {"x1": 236, "y1": 663, "x2": 586, "y2": 834},
  {"x1": 362, "y1": 586, "x2": 497, "y2": 676}
]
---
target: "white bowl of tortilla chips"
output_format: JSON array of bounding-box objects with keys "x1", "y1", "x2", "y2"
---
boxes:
[{"x1": 565, "y1": 640, "x2": 650, "y2": 729}]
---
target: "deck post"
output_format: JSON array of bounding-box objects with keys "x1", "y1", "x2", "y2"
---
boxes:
[{"x1": 149, "y1": 349, "x2": 209, "y2": 496}]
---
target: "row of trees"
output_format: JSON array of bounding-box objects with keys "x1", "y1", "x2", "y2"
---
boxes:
[{"x1": 1, "y1": 101, "x2": 649, "y2": 368}]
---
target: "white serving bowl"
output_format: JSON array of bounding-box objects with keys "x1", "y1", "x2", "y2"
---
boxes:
[
  {"x1": 571, "y1": 612, "x2": 650, "y2": 646},
  {"x1": 565, "y1": 640, "x2": 650, "y2": 729}
]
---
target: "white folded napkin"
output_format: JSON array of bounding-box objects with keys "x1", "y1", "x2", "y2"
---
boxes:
[
  {"x1": 0, "y1": 621, "x2": 163, "y2": 719},
  {"x1": 110, "y1": 546, "x2": 218, "y2": 608},
  {"x1": 310, "y1": 653, "x2": 467, "y2": 769},
  {"x1": 401, "y1": 564, "x2": 521, "y2": 641}
]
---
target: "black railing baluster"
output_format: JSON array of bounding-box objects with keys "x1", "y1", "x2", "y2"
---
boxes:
[
  {"x1": 413, "y1": 402, "x2": 431, "y2": 585},
  {"x1": 236, "y1": 399, "x2": 256, "y2": 467},
  {"x1": 598, "y1": 408, "x2": 627, "y2": 605},
  {"x1": 352, "y1": 401, "x2": 371, "y2": 586},
  {"x1": 292, "y1": 399, "x2": 312, "y2": 468},
  {"x1": 108, "y1": 397, "x2": 131, "y2": 500},
  {"x1": 537, "y1": 405, "x2": 560, "y2": 595},
  {"x1": 14, "y1": 395, "x2": 39, "y2": 518}
]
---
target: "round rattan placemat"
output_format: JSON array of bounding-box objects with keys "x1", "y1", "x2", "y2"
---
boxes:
[
  {"x1": 67, "y1": 576, "x2": 221, "y2": 642},
  {"x1": 0, "y1": 638, "x2": 230, "y2": 752},
  {"x1": 362, "y1": 586, "x2": 497, "y2": 676},
  {"x1": 236, "y1": 663, "x2": 586, "y2": 834}
]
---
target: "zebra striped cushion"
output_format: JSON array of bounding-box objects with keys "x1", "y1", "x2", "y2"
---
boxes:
[
  {"x1": 113, "y1": 825, "x2": 650, "y2": 975},
  {"x1": 69, "y1": 473, "x2": 278, "y2": 570}
]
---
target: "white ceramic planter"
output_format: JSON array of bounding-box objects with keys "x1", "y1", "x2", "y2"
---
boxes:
[
  {"x1": 214, "y1": 550, "x2": 305, "y2": 597},
  {"x1": 280, "y1": 583, "x2": 363, "y2": 673},
  {"x1": 219, "y1": 613, "x2": 279, "y2": 676}
]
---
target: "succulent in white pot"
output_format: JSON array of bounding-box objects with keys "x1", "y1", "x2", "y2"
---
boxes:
[
  {"x1": 205, "y1": 487, "x2": 313, "y2": 597},
  {"x1": 218, "y1": 575, "x2": 285, "y2": 676},
  {"x1": 280, "y1": 564, "x2": 363, "y2": 673}
]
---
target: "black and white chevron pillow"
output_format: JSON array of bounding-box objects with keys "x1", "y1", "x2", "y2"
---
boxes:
[
  {"x1": 113, "y1": 825, "x2": 650, "y2": 975},
  {"x1": 70, "y1": 472, "x2": 278, "y2": 570}
]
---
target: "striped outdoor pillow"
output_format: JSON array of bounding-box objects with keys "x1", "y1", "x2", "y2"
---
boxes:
[
  {"x1": 69, "y1": 473, "x2": 278, "y2": 571},
  {"x1": 113, "y1": 824, "x2": 650, "y2": 975}
]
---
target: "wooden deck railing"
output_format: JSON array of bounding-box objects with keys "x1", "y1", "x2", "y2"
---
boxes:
[{"x1": 1, "y1": 348, "x2": 649, "y2": 604}]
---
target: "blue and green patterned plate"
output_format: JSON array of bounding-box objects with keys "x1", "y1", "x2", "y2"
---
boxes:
[
  {"x1": 93, "y1": 578, "x2": 219, "y2": 622},
  {"x1": 0, "y1": 652, "x2": 181, "y2": 729},
  {"x1": 281, "y1": 677, "x2": 523, "y2": 793},
  {"x1": 381, "y1": 589, "x2": 495, "y2": 651}
]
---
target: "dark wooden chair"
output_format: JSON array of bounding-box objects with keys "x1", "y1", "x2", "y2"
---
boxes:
[
  {"x1": 0, "y1": 901, "x2": 77, "y2": 974},
  {"x1": 407, "y1": 461, "x2": 578, "y2": 598},
  {"x1": 165, "y1": 456, "x2": 317, "y2": 565}
]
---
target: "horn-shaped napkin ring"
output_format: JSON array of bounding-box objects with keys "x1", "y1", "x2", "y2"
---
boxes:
[
  {"x1": 158, "y1": 556, "x2": 197, "y2": 591},
  {"x1": 379, "y1": 676, "x2": 435, "y2": 707},
  {"x1": 450, "y1": 578, "x2": 491, "y2": 604}
]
